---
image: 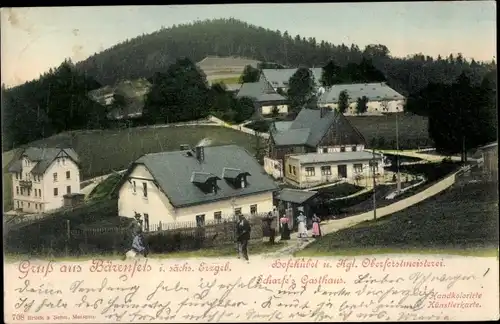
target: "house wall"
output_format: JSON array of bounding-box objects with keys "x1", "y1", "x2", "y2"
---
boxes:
[
  {"x1": 263, "y1": 156, "x2": 283, "y2": 179},
  {"x1": 316, "y1": 145, "x2": 365, "y2": 153},
  {"x1": 43, "y1": 158, "x2": 80, "y2": 212},
  {"x1": 12, "y1": 153, "x2": 80, "y2": 213},
  {"x1": 284, "y1": 158, "x2": 301, "y2": 184},
  {"x1": 284, "y1": 156, "x2": 385, "y2": 189},
  {"x1": 118, "y1": 164, "x2": 275, "y2": 229},
  {"x1": 482, "y1": 146, "x2": 498, "y2": 179},
  {"x1": 320, "y1": 99, "x2": 405, "y2": 114},
  {"x1": 261, "y1": 104, "x2": 288, "y2": 115}
]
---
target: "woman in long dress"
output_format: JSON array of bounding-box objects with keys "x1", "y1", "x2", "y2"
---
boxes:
[
  {"x1": 296, "y1": 212, "x2": 308, "y2": 239},
  {"x1": 312, "y1": 214, "x2": 322, "y2": 238},
  {"x1": 279, "y1": 215, "x2": 290, "y2": 240}
]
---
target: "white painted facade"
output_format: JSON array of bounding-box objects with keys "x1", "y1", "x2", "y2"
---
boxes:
[
  {"x1": 261, "y1": 104, "x2": 289, "y2": 115},
  {"x1": 316, "y1": 144, "x2": 365, "y2": 154},
  {"x1": 264, "y1": 156, "x2": 283, "y2": 179},
  {"x1": 12, "y1": 153, "x2": 80, "y2": 213},
  {"x1": 320, "y1": 99, "x2": 405, "y2": 115},
  {"x1": 118, "y1": 164, "x2": 274, "y2": 229},
  {"x1": 284, "y1": 154, "x2": 385, "y2": 189}
]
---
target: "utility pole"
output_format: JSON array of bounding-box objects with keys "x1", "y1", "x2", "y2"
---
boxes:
[
  {"x1": 396, "y1": 108, "x2": 401, "y2": 193},
  {"x1": 370, "y1": 149, "x2": 378, "y2": 220}
]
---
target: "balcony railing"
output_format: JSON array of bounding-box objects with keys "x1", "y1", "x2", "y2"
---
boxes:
[{"x1": 19, "y1": 180, "x2": 32, "y2": 188}]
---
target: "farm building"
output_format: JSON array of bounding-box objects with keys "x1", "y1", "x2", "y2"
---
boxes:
[
  {"x1": 197, "y1": 56, "x2": 260, "y2": 76},
  {"x1": 236, "y1": 80, "x2": 289, "y2": 116},
  {"x1": 264, "y1": 107, "x2": 366, "y2": 182},
  {"x1": 477, "y1": 142, "x2": 498, "y2": 181},
  {"x1": 87, "y1": 79, "x2": 152, "y2": 120},
  {"x1": 318, "y1": 82, "x2": 405, "y2": 114},
  {"x1": 8, "y1": 147, "x2": 81, "y2": 213},
  {"x1": 259, "y1": 68, "x2": 323, "y2": 92},
  {"x1": 115, "y1": 144, "x2": 279, "y2": 230}
]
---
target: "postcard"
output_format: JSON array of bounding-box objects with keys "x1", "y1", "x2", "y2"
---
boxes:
[{"x1": 2, "y1": 3, "x2": 498, "y2": 323}]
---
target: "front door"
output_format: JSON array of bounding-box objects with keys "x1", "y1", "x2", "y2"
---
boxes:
[{"x1": 338, "y1": 165, "x2": 347, "y2": 179}]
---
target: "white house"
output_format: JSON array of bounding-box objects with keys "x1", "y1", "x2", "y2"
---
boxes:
[
  {"x1": 8, "y1": 147, "x2": 81, "y2": 213},
  {"x1": 116, "y1": 144, "x2": 279, "y2": 231},
  {"x1": 284, "y1": 151, "x2": 385, "y2": 189},
  {"x1": 318, "y1": 82, "x2": 406, "y2": 115},
  {"x1": 259, "y1": 68, "x2": 323, "y2": 93}
]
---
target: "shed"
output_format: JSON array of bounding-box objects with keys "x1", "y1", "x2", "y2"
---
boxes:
[
  {"x1": 275, "y1": 189, "x2": 319, "y2": 231},
  {"x1": 63, "y1": 193, "x2": 85, "y2": 208}
]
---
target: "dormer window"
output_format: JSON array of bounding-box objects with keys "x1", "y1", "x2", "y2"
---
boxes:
[
  {"x1": 222, "y1": 167, "x2": 251, "y2": 189},
  {"x1": 191, "y1": 172, "x2": 221, "y2": 194}
]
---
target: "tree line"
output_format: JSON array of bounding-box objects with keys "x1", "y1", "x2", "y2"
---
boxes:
[{"x1": 72, "y1": 18, "x2": 494, "y2": 96}]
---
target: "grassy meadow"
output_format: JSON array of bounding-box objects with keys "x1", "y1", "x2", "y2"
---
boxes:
[
  {"x1": 296, "y1": 181, "x2": 499, "y2": 257},
  {"x1": 2, "y1": 125, "x2": 258, "y2": 211}
]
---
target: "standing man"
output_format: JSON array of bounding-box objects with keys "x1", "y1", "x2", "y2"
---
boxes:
[
  {"x1": 236, "y1": 214, "x2": 251, "y2": 263},
  {"x1": 267, "y1": 212, "x2": 277, "y2": 244}
]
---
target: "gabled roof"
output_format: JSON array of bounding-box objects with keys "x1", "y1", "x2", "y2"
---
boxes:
[
  {"x1": 276, "y1": 188, "x2": 318, "y2": 204},
  {"x1": 236, "y1": 80, "x2": 287, "y2": 102},
  {"x1": 120, "y1": 145, "x2": 279, "y2": 208},
  {"x1": 318, "y1": 82, "x2": 405, "y2": 104},
  {"x1": 270, "y1": 108, "x2": 366, "y2": 147},
  {"x1": 8, "y1": 147, "x2": 79, "y2": 174},
  {"x1": 261, "y1": 68, "x2": 323, "y2": 89}
]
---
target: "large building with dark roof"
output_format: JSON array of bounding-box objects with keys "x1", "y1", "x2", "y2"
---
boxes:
[
  {"x1": 318, "y1": 82, "x2": 406, "y2": 114},
  {"x1": 7, "y1": 147, "x2": 81, "y2": 213},
  {"x1": 264, "y1": 107, "x2": 384, "y2": 187},
  {"x1": 116, "y1": 144, "x2": 279, "y2": 229}
]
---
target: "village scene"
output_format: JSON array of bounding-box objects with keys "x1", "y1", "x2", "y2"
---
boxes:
[{"x1": 2, "y1": 3, "x2": 498, "y2": 261}]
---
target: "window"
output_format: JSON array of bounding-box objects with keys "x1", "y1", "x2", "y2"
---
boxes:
[
  {"x1": 16, "y1": 187, "x2": 19, "y2": 195},
  {"x1": 53, "y1": 173, "x2": 58, "y2": 182},
  {"x1": 340, "y1": 146, "x2": 346, "y2": 152},
  {"x1": 352, "y1": 146, "x2": 357, "y2": 152},
  {"x1": 15, "y1": 173, "x2": 19, "y2": 180},
  {"x1": 27, "y1": 189, "x2": 31, "y2": 196},
  {"x1": 305, "y1": 167, "x2": 315, "y2": 176},
  {"x1": 66, "y1": 171, "x2": 71, "y2": 179},
  {"x1": 132, "y1": 181, "x2": 137, "y2": 193},
  {"x1": 21, "y1": 201, "x2": 24, "y2": 207},
  {"x1": 142, "y1": 182, "x2": 148, "y2": 198},
  {"x1": 34, "y1": 189, "x2": 37, "y2": 197},
  {"x1": 240, "y1": 177, "x2": 246, "y2": 188},
  {"x1": 288, "y1": 165, "x2": 292, "y2": 174},
  {"x1": 214, "y1": 211, "x2": 222, "y2": 222},
  {"x1": 143, "y1": 213, "x2": 150, "y2": 232},
  {"x1": 28, "y1": 202, "x2": 30, "y2": 208},
  {"x1": 16, "y1": 201, "x2": 20, "y2": 208},
  {"x1": 321, "y1": 166, "x2": 332, "y2": 175},
  {"x1": 54, "y1": 188, "x2": 58, "y2": 196},
  {"x1": 62, "y1": 158, "x2": 66, "y2": 165},
  {"x1": 196, "y1": 214, "x2": 206, "y2": 227},
  {"x1": 67, "y1": 186, "x2": 71, "y2": 194},
  {"x1": 38, "y1": 189, "x2": 42, "y2": 197},
  {"x1": 354, "y1": 164, "x2": 363, "y2": 173},
  {"x1": 234, "y1": 207, "x2": 242, "y2": 216},
  {"x1": 35, "y1": 204, "x2": 38, "y2": 210},
  {"x1": 292, "y1": 166, "x2": 296, "y2": 175},
  {"x1": 250, "y1": 204, "x2": 257, "y2": 215},
  {"x1": 322, "y1": 147, "x2": 328, "y2": 153},
  {"x1": 19, "y1": 173, "x2": 22, "y2": 180}
]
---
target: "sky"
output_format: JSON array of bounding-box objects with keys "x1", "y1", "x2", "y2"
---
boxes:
[{"x1": 1, "y1": 2, "x2": 496, "y2": 87}]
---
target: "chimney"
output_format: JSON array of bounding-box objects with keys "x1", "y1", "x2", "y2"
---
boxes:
[{"x1": 195, "y1": 146, "x2": 205, "y2": 162}]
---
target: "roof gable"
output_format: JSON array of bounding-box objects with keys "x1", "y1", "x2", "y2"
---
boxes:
[
  {"x1": 261, "y1": 68, "x2": 323, "y2": 88},
  {"x1": 236, "y1": 80, "x2": 286, "y2": 102},
  {"x1": 123, "y1": 145, "x2": 278, "y2": 208},
  {"x1": 9, "y1": 147, "x2": 80, "y2": 174}
]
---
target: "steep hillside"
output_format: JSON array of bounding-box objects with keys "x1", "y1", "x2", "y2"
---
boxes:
[{"x1": 75, "y1": 18, "x2": 495, "y2": 95}]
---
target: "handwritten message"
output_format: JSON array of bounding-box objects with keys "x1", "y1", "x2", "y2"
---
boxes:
[{"x1": 4, "y1": 256, "x2": 499, "y2": 322}]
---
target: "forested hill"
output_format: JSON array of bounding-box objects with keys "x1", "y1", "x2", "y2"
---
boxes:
[{"x1": 75, "y1": 18, "x2": 496, "y2": 95}]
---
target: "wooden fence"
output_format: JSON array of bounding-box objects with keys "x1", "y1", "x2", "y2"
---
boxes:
[{"x1": 7, "y1": 213, "x2": 269, "y2": 257}]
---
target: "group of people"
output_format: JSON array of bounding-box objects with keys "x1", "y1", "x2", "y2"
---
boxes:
[{"x1": 125, "y1": 210, "x2": 323, "y2": 261}]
